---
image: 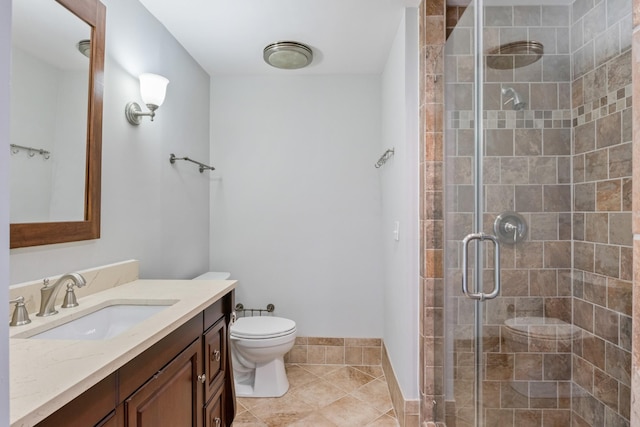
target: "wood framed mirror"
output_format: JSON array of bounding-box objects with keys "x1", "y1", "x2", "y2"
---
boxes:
[{"x1": 10, "y1": 0, "x2": 105, "y2": 249}]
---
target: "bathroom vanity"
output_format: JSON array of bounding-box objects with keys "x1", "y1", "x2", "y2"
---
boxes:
[{"x1": 9, "y1": 276, "x2": 236, "y2": 427}]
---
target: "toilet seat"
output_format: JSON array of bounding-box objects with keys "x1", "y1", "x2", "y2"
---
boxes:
[{"x1": 231, "y1": 316, "x2": 296, "y2": 339}]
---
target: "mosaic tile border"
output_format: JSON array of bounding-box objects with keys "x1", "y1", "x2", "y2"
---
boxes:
[
  {"x1": 573, "y1": 84, "x2": 633, "y2": 127},
  {"x1": 447, "y1": 109, "x2": 573, "y2": 130}
]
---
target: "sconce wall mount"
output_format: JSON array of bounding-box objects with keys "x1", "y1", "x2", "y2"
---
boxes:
[
  {"x1": 125, "y1": 73, "x2": 169, "y2": 125},
  {"x1": 125, "y1": 101, "x2": 159, "y2": 125}
]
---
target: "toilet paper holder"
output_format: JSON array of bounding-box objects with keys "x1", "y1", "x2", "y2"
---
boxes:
[{"x1": 235, "y1": 303, "x2": 275, "y2": 317}]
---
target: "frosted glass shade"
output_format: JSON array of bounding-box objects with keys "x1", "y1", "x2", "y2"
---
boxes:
[{"x1": 139, "y1": 73, "x2": 169, "y2": 107}]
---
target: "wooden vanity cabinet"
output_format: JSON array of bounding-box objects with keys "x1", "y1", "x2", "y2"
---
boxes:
[{"x1": 34, "y1": 290, "x2": 235, "y2": 427}]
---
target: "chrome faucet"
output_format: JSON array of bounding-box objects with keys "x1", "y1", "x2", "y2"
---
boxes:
[{"x1": 37, "y1": 273, "x2": 87, "y2": 317}]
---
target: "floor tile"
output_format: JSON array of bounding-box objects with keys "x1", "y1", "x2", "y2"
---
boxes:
[
  {"x1": 319, "y1": 395, "x2": 384, "y2": 427},
  {"x1": 322, "y1": 366, "x2": 376, "y2": 393},
  {"x1": 249, "y1": 392, "x2": 313, "y2": 426},
  {"x1": 285, "y1": 364, "x2": 321, "y2": 388},
  {"x1": 351, "y1": 378, "x2": 395, "y2": 413},
  {"x1": 367, "y1": 414, "x2": 403, "y2": 426},
  {"x1": 232, "y1": 364, "x2": 399, "y2": 427},
  {"x1": 290, "y1": 378, "x2": 346, "y2": 409},
  {"x1": 298, "y1": 363, "x2": 344, "y2": 377},
  {"x1": 353, "y1": 365, "x2": 385, "y2": 378},
  {"x1": 287, "y1": 411, "x2": 339, "y2": 426}
]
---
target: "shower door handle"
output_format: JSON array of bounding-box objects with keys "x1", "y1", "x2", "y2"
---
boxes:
[{"x1": 461, "y1": 233, "x2": 501, "y2": 301}]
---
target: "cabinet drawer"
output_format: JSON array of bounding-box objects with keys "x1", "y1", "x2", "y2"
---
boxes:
[
  {"x1": 35, "y1": 373, "x2": 116, "y2": 427},
  {"x1": 204, "y1": 317, "x2": 227, "y2": 402},
  {"x1": 204, "y1": 291, "x2": 234, "y2": 331},
  {"x1": 204, "y1": 386, "x2": 224, "y2": 427},
  {"x1": 119, "y1": 313, "x2": 202, "y2": 401}
]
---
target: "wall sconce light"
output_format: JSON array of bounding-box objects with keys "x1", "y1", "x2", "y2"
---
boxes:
[{"x1": 125, "y1": 73, "x2": 169, "y2": 125}]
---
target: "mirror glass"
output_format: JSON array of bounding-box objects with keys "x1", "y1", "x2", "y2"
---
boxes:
[{"x1": 10, "y1": 0, "x2": 90, "y2": 223}]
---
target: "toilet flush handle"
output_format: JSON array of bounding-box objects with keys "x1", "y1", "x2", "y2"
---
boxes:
[{"x1": 230, "y1": 311, "x2": 237, "y2": 326}]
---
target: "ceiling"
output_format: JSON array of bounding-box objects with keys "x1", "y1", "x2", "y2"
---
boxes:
[{"x1": 138, "y1": 0, "x2": 419, "y2": 76}]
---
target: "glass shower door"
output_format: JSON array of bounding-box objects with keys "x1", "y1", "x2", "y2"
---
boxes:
[{"x1": 443, "y1": 1, "x2": 575, "y2": 426}]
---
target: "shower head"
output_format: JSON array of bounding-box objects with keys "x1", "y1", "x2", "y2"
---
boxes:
[
  {"x1": 501, "y1": 87, "x2": 526, "y2": 111},
  {"x1": 486, "y1": 40, "x2": 544, "y2": 70}
]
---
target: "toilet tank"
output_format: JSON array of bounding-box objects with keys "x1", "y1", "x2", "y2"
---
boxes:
[{"x1": 193, "y1": 272, "x2": 231, "y2": 280}]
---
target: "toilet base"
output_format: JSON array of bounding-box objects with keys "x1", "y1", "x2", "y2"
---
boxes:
[{"x1": 233, "y1": 357, "x2": 289, "y2": 398}]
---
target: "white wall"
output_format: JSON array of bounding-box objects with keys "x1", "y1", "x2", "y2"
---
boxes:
[
  {"x1": 380, "y1": 9, "x2": 419, "y2": 399},
  {"x1": 210, "y1": 75, "x2": 385, "y2": 337},
  {"x1": 9, "y1": 0, "x2": 211, "y2": 284},
  {"x1": 0, "y1": 0, "x2": 11, "y2": 422}
]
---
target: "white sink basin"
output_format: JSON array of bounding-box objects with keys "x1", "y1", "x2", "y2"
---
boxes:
[{"x1": 25, "y1": 302, "x2": 174, "y2": 340}]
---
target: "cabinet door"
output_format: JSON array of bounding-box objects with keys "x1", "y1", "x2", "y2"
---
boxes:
[
  {"x1": 95, "y1": 410, "x2": 117, "y2": 427},
  {"x1": 204, "y1": 387, "x2": 224, "y2": 427},
  {"x1": 124, "y1": 339, "x2": 203, "y2": 427},
  {"x1": 204, "y1": 317, "x2": 226, "y2": 402}
]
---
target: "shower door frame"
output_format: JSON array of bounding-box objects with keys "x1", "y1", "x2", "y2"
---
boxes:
[{"x1": 442, "y1": 1, "x2": 570, "y2": 426}]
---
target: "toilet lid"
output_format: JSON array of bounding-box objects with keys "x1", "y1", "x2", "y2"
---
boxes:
[{"x1": 230, "y1": 316, "x2": 296, "y2": 339}]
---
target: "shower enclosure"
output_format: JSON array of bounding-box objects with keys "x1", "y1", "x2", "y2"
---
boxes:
[{"x1": 439, "y1": 1, "x2": 633, "y2": 426}]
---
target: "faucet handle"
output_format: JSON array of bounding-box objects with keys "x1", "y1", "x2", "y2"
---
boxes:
[
  {"x1": 9, "y1": 296, "x2": 31, "y2": 326},
  {"x1": 61, "y1": 283, "x2": 79, "y2": 308}
]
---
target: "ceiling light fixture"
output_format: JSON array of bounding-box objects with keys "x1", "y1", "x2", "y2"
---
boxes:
[
  {"x1": 76, "y1": 39, "x2": 91, "y2": 58},
  {"x1": 263, "y1": 41, "x2": 313, "y2": 70}
]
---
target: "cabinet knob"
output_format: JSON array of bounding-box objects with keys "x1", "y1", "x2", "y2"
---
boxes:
[
  {"x1": 197, "y1": 374, "x2": 206, "y2": 384},
  {"x1": 212, "y1": 350, "x2": 221, "y2": 362},
  {"x1": 214, "y1": 417, "x2": 221, "y2": 427}
]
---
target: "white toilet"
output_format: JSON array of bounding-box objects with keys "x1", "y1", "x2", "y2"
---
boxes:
[
  {"x1": 230, "y1": 316, "x2": 297, "y2": 397},
  {"x1": 193, "y1": 272, "x2": 297, "y2": 398}
]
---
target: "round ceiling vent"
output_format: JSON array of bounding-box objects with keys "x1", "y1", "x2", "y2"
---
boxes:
[{"x1": 263, "y1": 41, "x2": 313, "y2": 70}]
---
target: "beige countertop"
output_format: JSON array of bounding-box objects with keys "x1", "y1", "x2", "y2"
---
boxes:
[{"x1": 9, "y1": 278, "x2": 237, "y2": 427}]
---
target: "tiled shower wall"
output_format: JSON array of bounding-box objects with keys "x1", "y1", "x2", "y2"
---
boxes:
[
  {"x1": 421, "y1": 0, "x2": 635, "y2": 426},
  {"x1": 570, "y1": 1, "x2": 633, "y2": 425}
]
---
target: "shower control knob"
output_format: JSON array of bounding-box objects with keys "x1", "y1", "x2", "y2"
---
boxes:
[
  {"x1": 197, "y1": 374, "x2": 206, "y2": 384},
  {"x1": 493, "y1": 211, "x2": 527, "y2": 244}
]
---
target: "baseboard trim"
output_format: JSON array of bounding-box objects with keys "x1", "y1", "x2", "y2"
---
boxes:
[{"x1": 381, "y1": 343, "x2": 420, "y2": 427}]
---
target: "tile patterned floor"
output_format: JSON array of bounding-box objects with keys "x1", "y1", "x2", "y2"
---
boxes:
[{"x1": 233, "y1": 364, "x2": 400, "y2": 427}]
